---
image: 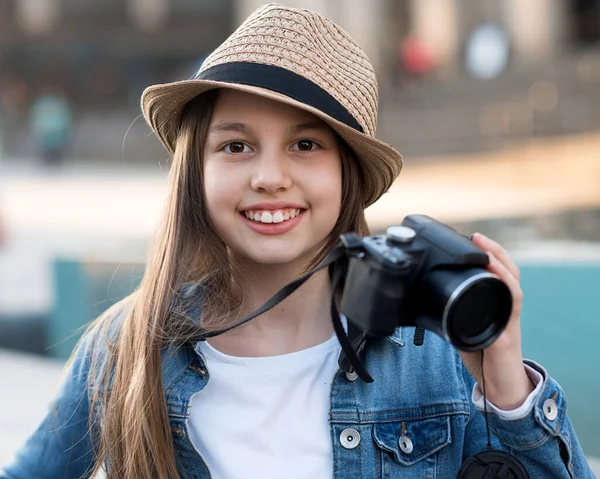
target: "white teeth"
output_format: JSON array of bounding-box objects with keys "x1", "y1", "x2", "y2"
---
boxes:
[{"x1": 244, "y1": 209, "x2": 303, "y2": 223}]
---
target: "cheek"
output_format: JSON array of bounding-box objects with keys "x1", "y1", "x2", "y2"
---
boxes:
[
  {"x1": 203, "y1": 161, "x2": 239, "y2": 208},
  {"x1": 202, "y1": 163, "x2": 243, "y2": 236},
  {"x1": 202, "y1": 165, "x2": 220, "y2": 211},
  {"x1": 311, "y1": 161, "x2": 342, "y2": 207}
]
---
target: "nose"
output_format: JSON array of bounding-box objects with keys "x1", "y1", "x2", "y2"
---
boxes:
[{"x1": 250, "y1": 150, "x2": 292, "y2": 193}]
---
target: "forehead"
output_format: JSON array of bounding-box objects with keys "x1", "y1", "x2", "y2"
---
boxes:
[{"x1": 211, "y1": 88, "x2": 324, "y2": 126}]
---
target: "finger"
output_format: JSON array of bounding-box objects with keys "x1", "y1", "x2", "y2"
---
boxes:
[
  {"x1": 487, "y1": 251, "x2": 523, "y2": 309},
  {"x1": 473, "y1": 233, "x2": 520, "y2": 281}
]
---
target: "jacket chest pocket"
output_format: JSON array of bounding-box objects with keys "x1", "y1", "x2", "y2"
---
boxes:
[{"x1": 373, "y1": 415, "x2": 453, "y2": 477}]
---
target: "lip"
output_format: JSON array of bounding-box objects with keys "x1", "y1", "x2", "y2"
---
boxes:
[
  {"x1": 239, "y1": 210, "x2": 306, "y2": 236},
  {"x1": 240, "y1": 201, "x2": 307, "y2": 212}
]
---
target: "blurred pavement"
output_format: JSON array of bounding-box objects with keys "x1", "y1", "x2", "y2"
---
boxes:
[{"x1": 0, "y1": 161, "x2": 160, "y2": 314}]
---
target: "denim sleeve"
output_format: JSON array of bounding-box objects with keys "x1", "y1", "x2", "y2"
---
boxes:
[
  {"x1": 461, "y1": 359, "x2": 596, "y2": 478},
  {"x1": 0, "y1": 330, "x2": 99, "y2": 479}
]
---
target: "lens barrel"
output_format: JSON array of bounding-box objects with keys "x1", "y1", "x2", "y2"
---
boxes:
[{"x1": 418, "y1": 268, "x2": 512, "y2": 351}]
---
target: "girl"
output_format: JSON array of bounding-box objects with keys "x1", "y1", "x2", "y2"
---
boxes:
[{"x1": 1, "y1": 4, "x2": 594, "y2": 478}]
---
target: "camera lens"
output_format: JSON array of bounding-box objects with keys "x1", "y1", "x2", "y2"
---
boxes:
[
  {"x1": 444, "y1": 272, "x2": 512, "y2": 351},
  {"x1": 419, "y1": 268, "x2": 512, "y2": 351}
]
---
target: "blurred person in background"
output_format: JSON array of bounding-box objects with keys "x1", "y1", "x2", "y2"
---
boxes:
[
  {"x1": 29, "y1": 85, "x2": 73, "y2": 167},
  {"x1": 396, "y1": 33, "x2": 436, "y2": 89},
  {"x1": 1, "y1": 4, "x2": 594, "y2": 479},
  {"x1": 0, "y1": 73, "x2": 30, "y2": 157}
]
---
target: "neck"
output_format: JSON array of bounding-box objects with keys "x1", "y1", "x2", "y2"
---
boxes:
[{"x1": 208, "y1": 257, "x2": 334, "y2": 356}]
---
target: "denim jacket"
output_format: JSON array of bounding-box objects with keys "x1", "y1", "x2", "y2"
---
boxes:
[{"x1": 1, "y1": 284, "x2": 595, "y2": 478}]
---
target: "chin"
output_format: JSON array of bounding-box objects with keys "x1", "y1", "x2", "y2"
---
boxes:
[
  {"x1": 246, "y1": 251, "x2": 307, "y2": 266},
  {"x1": 227, "y1": 234, "x2": 328, "y2": 268},
  {"x1": 230, "y1": 243, "x2": 315, "y2": 268}
]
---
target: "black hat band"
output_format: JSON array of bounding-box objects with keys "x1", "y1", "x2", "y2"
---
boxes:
[{"x1": 194, "y1": 62, "x2": 364, "y2": 134}]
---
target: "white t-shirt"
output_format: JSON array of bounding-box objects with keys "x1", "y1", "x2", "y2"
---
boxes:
[{"x1": 188, "y1": 334, "x2": 342, "y2": 479}]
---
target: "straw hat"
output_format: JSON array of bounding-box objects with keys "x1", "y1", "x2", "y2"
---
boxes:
[{"x1": 141, "y1": 3, "x2": 402, "y2": 206}]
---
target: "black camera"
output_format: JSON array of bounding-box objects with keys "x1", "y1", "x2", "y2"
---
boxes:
[{"x1": 339, "y1": 215, "x2": 512, "y2": 351}]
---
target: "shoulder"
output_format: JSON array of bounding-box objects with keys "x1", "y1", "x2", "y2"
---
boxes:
[
  {"x1": 72, "y1": 284, "x2": 206, "y2": 388},
  {"x1": 68, "y1": 296, "x2": 134, "y2": 390}
]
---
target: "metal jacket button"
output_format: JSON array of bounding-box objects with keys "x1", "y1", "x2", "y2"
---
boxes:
[
  {"x1": 340, "y1": 428, "x2": 361, "y2": 449},
  {"x1": 189, "y1": 364, "x2": 208, "y2": 377},
  {"x1": 543, "y1": 398, "x2": 558, "y2": 421},
  {"x1": 399, "y1": 436, "x2": 414, "y2": 454},
  {"x1": 345, "y1": 369, "x2": 359, "y2": 381}
]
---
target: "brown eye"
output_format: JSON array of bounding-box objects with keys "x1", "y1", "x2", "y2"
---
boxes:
[
  {"x1": 226, "y1": 142, "x2": 249, "y2": 154},
  {"x1": 294, "y1": 140, "x2": 316, "y2": 151}
]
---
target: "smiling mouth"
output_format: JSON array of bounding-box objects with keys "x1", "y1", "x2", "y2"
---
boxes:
[{"x1": 242, "y1": 208, "x2": 305, "y2": 224}]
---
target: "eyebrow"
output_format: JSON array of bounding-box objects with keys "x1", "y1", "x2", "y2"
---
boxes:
[
  {"x1": 287, "y1": 120, "x2": 329, "y2": 134},
  {"x1": 208, "y1": 120, "x2": 329, "y2": 135},
  {"x1": 208, "y1": 121, "x2": 249, "y2": 134}
]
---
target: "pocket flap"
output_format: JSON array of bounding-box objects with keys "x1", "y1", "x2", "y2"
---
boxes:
[{"x1": 373, "y1": 416, "x2": 451, "y2": 466}]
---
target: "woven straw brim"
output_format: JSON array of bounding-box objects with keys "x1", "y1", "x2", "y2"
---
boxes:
[{"x1": 142, "y1": 81, "x2": 403, "y2": 207}]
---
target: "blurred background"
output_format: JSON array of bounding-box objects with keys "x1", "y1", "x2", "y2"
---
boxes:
[{"x1": 0, "y1": 0, "x2": 599, "y2": 472}]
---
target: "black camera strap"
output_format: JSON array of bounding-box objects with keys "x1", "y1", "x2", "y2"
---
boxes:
[
  {"x1": 330, "y1": 250, "x2": 374, "y2": 382},
  {"x1": 198, "y1": 242, "x2": 374, "y2": 382},
  {"x1": 199, "y1": 244, "x2": 344, "y2": 338}
]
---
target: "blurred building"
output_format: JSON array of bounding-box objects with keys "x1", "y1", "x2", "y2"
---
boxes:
[
  {"x1": 239, "y1": 0, "x2": 596, "y2": 77},
  {"x1": 1, "y1": 0, "x2": 597, "y2": 100},
  {"x1": 0, "y1": 0, "x2": 234, "y2": 109},
  {"x1": 0, "y1": 0, "x2": 599, "y2": 159}
]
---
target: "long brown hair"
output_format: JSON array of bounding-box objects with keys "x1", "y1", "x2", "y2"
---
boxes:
[{"x1": 88, "y1": 90, "x2": 370, "y2": 478}]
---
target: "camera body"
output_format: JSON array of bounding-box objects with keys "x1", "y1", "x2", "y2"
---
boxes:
[{"x1": 340, "y1": 215, "x2": 512, "y2": 351}]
